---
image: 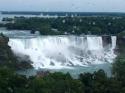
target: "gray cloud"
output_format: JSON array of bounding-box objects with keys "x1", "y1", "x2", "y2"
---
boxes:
[{"x1": 0, "y1": 0, "x2": 125, "y2": 12}]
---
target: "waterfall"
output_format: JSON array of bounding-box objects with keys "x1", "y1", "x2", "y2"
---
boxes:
[
  {"x1": 8, "y1": 36, "x2": 117, "y2": 69},
  {"x1": 87, "y1": 36, "x2": 103, "y2": 50},
  {"x1": 111, "y1": 36, "x2": 117, "y2": 49}
]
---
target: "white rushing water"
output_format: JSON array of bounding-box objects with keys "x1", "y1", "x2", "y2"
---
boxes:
[{"x1": 8, "y1": 35, "x2": 117, "y2": 69}]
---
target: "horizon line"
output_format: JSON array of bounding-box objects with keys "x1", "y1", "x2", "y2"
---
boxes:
[{"x1": 0, "y1": 11, "x2": 125, "y2": 13}]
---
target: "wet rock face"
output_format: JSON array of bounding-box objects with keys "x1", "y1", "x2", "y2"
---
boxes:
[
  {"x1": 117, "y1": 37, "x2": 125, "y2": 56},
  {"x1": 102, "y1": 35, "x2": 112, "y2": 48}
]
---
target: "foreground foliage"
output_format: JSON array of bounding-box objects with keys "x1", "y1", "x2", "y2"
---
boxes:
[{"x1": 0, "y1": 56, "x2": 124, "y2": 93}]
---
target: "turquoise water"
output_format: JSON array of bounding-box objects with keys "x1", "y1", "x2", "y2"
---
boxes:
[{"x1": 18, "y1": 63, "x2": 112, "y2": 78}]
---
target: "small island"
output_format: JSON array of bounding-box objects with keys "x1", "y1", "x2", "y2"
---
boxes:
[{"x1": 1, "y1": 16, "x2": 125, "y2": 35}]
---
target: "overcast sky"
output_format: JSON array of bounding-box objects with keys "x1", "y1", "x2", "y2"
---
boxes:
[{"x1": 0, "y1": 0, "x2": 125, "y2": 12}]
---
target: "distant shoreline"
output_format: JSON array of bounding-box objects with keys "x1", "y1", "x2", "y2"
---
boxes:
[{"x1": 1, "y1": 11, "x2": 125, "y2": 16}]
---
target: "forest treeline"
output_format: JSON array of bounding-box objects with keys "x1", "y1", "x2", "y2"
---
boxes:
[{"x1": 1, "y1": 16, "x2": 125, "y2": 35}]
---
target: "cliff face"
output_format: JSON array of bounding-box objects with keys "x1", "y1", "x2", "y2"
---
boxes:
[
  {"x1": 0, "y1": 35, "x2": 13, "y2": 67},
  {"x1": 102, "y1": 35, "x2": 112, "y2": 48},
  {"x1": 117, "y1": 36, "x2": 125, "y2": 57},
  {"x1": 0, "y1": 34, "x2": 32, "y2": 70}
]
